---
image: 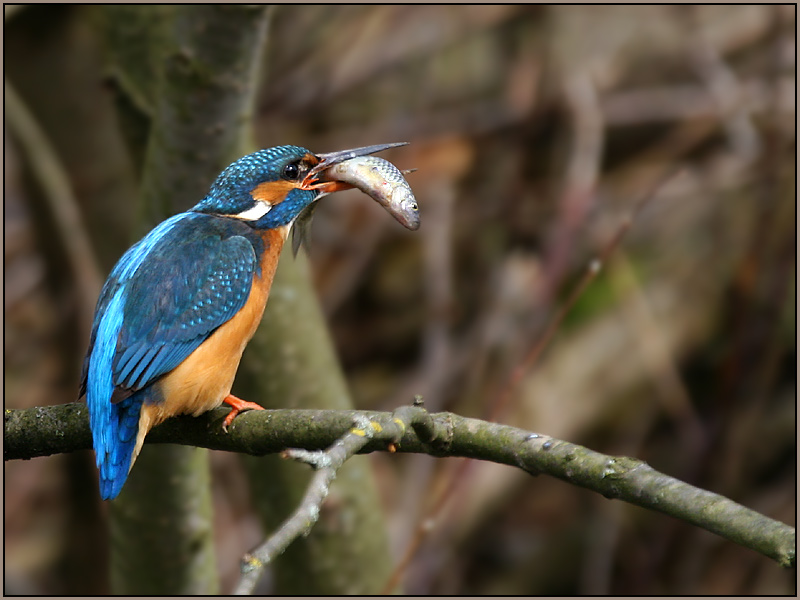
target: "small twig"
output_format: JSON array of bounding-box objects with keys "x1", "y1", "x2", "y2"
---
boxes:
[
  {"x1": 232, "y1": 406, "x2": 435, "y2": 595},
  {"x1": 232, "y1": 415, "x2": 375, "y2": 594},
  {"x1": 601, "y1": 78, "x2": 795, "y2": 126},
  {"x1": 540, "y1": 69, "x2": 604, "y2": 300},
  {"x1": 685, "y1": 6, "x2": 761, "y2": 162}
]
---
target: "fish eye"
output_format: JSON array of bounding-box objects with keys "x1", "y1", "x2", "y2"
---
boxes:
[{"x1": 283, "y1": 162, "x2": 301, "y2": 181}]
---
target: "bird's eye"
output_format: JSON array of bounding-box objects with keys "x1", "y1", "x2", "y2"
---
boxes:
[{"x1": 283, "y1": 162, "x2": 301, "y2": 181}]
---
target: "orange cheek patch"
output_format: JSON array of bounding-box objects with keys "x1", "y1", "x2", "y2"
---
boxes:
[{"x1": 251, "y1": 180, "x2": 298, "y2": 205}]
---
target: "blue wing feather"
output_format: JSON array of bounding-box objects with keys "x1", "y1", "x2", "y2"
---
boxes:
[
  {"x1": 82, "y1": 212, "x2": 259, "y2": 499},
  {"x1": 112, "y1": 232, "x2": 255, "y2": 392}
]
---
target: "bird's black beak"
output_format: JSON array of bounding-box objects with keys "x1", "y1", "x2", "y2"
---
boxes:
[{"x1": 304, "y1": 142, "x2": 408, "y2": 184}]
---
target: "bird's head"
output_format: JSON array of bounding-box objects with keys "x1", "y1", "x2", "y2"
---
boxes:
[{"x1": 192, "y1": 143, "x2": 405, "y2": 230}]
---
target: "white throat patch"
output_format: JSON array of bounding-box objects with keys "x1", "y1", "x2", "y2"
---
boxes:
[{"x1": 234, "y1": 201, "x2": 272, "y2": 221}]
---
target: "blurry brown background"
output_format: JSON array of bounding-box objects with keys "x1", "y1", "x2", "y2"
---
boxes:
[{"x1": 4, "y1": 4, "x2": 796, "y2": 595}]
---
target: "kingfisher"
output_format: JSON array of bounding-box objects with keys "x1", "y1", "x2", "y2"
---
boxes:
[{"x1": 80, "y1": 143, "x2": 402, "y2": 500}]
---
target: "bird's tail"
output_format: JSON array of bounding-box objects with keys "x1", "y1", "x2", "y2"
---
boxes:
[{"x1": 89, "y1": 392, "x2": 144, "y2": 501}]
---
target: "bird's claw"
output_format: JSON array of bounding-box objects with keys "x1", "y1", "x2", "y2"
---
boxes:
[{"x1": 221, "y1": 394, "x2": 265, "y2": 433}]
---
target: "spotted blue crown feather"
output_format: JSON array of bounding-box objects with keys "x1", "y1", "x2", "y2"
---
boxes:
[{"x1": 193, "y1": 145, "x2": 317, "y2": 229}]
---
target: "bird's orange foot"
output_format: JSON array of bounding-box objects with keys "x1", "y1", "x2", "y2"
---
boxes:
[{"x1": 222, "y1": 394, "x2": 265, "y2": 432}]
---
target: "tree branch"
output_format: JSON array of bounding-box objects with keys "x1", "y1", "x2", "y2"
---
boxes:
[
  {"x1": 4, "y1": 402, "x2": 795, "y2": 569},
  {"x1": 233, "y1": 405, "x2": 433, "y2": 594}
]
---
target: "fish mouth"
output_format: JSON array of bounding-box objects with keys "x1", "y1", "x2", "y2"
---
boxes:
[{"x1": 301, "y1": 142, "x2": 408, "y2": 188}]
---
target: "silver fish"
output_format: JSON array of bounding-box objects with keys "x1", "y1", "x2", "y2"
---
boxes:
[{"x1": 323, "y1": 156, "x2": 420, "y2": 231}]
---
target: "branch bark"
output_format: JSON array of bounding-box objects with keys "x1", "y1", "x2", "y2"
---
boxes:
[{"x1": 5, "y1": 402, "x2": 795, "y2": 570}]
